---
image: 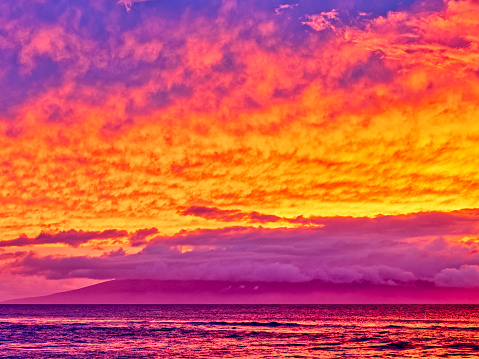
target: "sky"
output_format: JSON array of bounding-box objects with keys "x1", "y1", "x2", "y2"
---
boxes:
[{"x1": 1, "y1": 0, "x2": 479, "y2": 301}]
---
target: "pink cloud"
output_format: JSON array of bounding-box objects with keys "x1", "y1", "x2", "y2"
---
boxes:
[
  {"x1": 180, "y1": 205, "x2": 282, "y2": 224},
  {"x1": 128, "y1": 228, "x2": 159, "y2": 247},
  {"x1": 434, "y1": 265, "x2": 479, "y2": 287},
  {"x1": 6, "y1": 210, "x2": 479, "y2": 287},
  {"x1": 0, "y1": 228, "x2": 159, "y2": 248},
  {"x1": 0, "y1": 229, "x2": 128, "y2": 248},
  {"x1": 180, "y1": 206, "x2": 245, "y2": 222},
  {"x1": 302, "y1": 10, "x2": 342, "y2": 32},
  {"x1": 117, "y1": 0, "x2": 152, "y2": 12}
]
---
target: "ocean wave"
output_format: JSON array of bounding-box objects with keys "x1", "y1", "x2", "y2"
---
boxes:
[
  {"x1": 446, "y1": 343, "x2": 479, "y2": 350},
  {"x1": 189, "y1": 321, "x2": 307, "y2": 327},
  {"x1": 373, "y1": 341, "x2": 415, "y2": 350},
  {"x1": 382, "y1": 325, "x2": 404, "y2": 329}
]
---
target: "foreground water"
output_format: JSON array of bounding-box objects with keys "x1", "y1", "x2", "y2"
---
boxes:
[{"x1": 0, "y1": 305, "x2": 478, "y2": 358}]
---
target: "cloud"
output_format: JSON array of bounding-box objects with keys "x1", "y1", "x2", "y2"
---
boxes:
[
  {"x1": 302, "y1": 10, "x2": 342, "y2": 32},
  {"x1": 0, "y1": 0, "x2": 448, "y2": 119},
  {"x1": 314, "y1": 265, "x2": 416, "y2": 285},
  {"x1": 0, "y1": 230, "x2": 128, "y2": 248},
  {"x1": 180, "y1": 206, "x2": 282, "y2": 224},
  {"x1": 128, "y1": 228, "x2": 159, "y2": 247},
  {"x1": 117, "y1": 0, "x2": 152, "y2": 12},
  {"x1": 434, "y1": 265, "x2": 479, "y2": 287},
  {"x1": 179, "y1": 206, "x2": 479, "y2": 236},
  {"x1": 1, "y1": 0, "x2": 479, "y2": 233},
  {"x1": 0, "y1": 228, "x2": 159, "y2": 248},
  {"x1": 180, "y1": 206, "x2": 245, "y2": 222},
  {"x1": 6, "y1": 209, "x2": 479, "y2": 286}
]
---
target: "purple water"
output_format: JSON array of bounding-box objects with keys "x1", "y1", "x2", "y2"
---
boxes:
[{"x1": 1, "y1": 305, "x2": 478, "y2": 358}]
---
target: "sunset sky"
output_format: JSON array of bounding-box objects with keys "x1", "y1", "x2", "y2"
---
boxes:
[{"x1": 1, "y1": 0, "x2": 479, "y2": 301}]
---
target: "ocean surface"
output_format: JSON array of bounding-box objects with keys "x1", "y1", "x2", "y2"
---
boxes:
[{"x1": 0, "y1": 305, "x2": 478, "y2": 358}]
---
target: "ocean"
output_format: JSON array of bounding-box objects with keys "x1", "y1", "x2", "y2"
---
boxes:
[{"x1": 0, "y1": 304, "x2": 478, "y2": 358}]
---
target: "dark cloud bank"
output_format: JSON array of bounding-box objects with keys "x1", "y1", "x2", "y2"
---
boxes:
[{"x1": 5, "y1": 210, "x2": 479, "y2": 288}]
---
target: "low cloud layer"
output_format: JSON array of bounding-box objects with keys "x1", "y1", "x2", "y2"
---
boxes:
[{"x1": 5, "y1": 210, "x2": 479, "y2": 287}]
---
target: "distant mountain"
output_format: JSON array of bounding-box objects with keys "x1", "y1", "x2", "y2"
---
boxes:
[{"x1": 3, "y1": 280, "x2": 479, "y2": 304}]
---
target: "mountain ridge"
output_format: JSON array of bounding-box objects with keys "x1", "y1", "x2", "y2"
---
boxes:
[{"x1": 3, "y1": 279, "x2": 479, "y2": 304}]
